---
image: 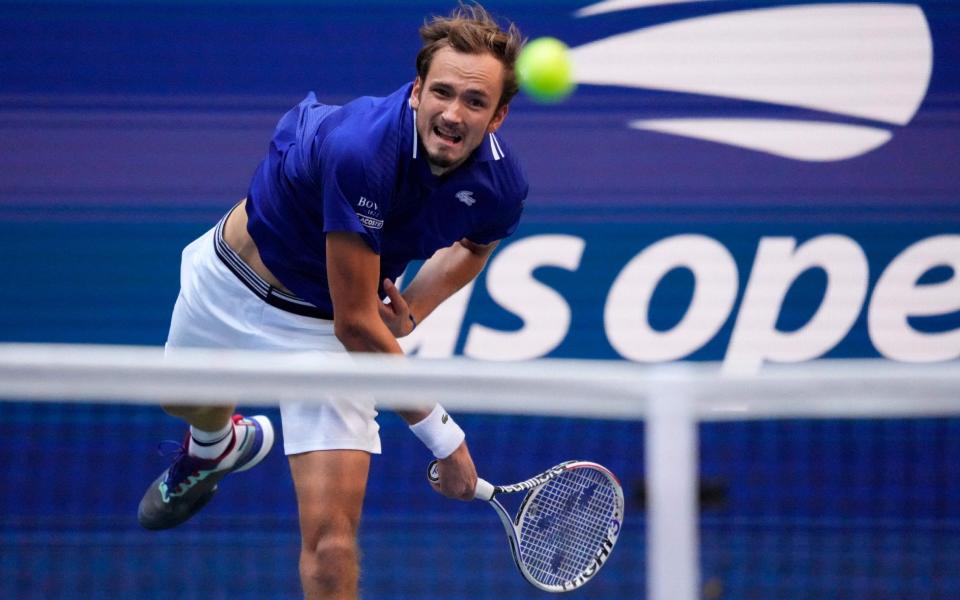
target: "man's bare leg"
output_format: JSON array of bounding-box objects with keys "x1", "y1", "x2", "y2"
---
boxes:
[
  {"x1": 162, "y1": 404, "x2": 235, "y2": 432},
  {"x1": 289, "y1": 449, "x2": 370, "y2": 600}
]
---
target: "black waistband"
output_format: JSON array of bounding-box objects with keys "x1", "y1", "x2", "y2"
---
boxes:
[{"x1": 213, "y1": 215, "x2": 334, "y2": 320}]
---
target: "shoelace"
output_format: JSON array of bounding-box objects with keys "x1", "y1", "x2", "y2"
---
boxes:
[
  {"x1": 156, "y1": 440, "x2": 210, "y2": 490},
  {"x1": 156, "y1": 439, "x2": 185, "y2": 458}
]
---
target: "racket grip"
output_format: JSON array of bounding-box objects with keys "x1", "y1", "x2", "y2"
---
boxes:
[
  {"x1": 427, "y1": 460, "x2": 496, "y2": 501},
  {"x1": 474, "y1": 478, "x2": 495, "y2": 501}
]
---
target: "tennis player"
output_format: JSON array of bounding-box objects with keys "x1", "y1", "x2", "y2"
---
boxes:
[{"x1": 137, "y1": 4, "x2": 526, "y2": 599}]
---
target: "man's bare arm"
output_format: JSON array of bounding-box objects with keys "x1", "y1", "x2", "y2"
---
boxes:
[
  {"x1": 404, "y1": 238, "x2": 498, "y2": 324},
  {"x1": 326, "y1": 231, "x2": 407, "y2": 355},
  {"x1": 326, "y1": 231, "x2": 477, "y2": 499}
]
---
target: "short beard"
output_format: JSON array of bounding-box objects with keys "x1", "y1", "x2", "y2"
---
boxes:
[{"x1": 426, "y1": 149, "x2": 457, "y2": 169}]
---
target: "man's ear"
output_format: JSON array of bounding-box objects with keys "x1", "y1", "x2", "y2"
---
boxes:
[
  {"x1": 487, "y1": 103, "x2": 509, "y2": 134},
  {"x1": 410, "y1": 76, "x2": 423, "y2": 110}
]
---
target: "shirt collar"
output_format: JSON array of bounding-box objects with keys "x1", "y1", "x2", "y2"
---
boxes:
[{"x1": 479, "y1": 130, "x2": 506, "y2": 163}]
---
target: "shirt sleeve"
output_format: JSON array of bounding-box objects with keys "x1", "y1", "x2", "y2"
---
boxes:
[{"x1": 319, "y1": 142, "x2": 385, "y2": 255}]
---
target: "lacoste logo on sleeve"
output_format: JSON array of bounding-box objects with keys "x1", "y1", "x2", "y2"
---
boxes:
[{"x1": 356, "y1": 196, "x2": 384, "y2": 230}]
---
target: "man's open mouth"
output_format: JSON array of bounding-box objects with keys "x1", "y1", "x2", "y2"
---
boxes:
[{"x1": 434, "y1": 126, "x2": 463, "y2": 144}]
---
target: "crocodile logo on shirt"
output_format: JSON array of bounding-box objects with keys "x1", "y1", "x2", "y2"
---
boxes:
[{"x1": 456, "y1": 190, "x2": 476, "y2": 206}]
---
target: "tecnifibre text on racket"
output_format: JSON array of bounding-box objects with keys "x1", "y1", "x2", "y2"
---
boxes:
[{"x1": 428, "y1": 459, "x2": 624, "y2": 592}]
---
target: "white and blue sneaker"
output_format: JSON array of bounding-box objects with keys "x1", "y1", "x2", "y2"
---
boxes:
[{"x1": 138, "y1": 414, "x2": 274, "y2": 530}]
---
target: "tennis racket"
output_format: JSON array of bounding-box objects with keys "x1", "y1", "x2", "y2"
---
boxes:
[{"x1": 428, "y1": 459, "x2": 624, "y2": 593}]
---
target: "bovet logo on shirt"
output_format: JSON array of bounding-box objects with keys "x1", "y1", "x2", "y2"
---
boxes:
[{"x1": 356, "y1": 196, "x2": 383, "y2": 230}]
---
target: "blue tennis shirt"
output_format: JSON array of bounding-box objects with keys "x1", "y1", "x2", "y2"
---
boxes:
[{"x1": 245, "y1": 82, "x2": 528, "y2": 316}]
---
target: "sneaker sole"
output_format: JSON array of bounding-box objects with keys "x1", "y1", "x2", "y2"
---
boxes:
[
  {"x1": 234, "y1": 415, "x2": 274, "y2": 474},
  {"x1": 137, "y1": 486, "x2": 218, "y2": 531}
]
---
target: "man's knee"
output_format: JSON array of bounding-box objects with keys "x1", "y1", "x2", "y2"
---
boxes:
[
  {"x1": 299, "y1": 533, "x2": 360, "y2": 594},
  {"x1": 289, "y1": 450, "x2": 369, "y2": 598}
]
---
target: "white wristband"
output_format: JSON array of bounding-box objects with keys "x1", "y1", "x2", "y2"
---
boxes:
[{"x1": 409, "y1": 404, "x2": 465, "y2": 459}]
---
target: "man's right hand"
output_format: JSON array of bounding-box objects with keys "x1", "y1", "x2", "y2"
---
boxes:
[{"x1": 429, "y1": 442, "x2": 479, "y2": 501}]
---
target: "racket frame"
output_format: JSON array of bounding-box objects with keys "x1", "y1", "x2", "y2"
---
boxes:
[{"x1": 429, "y1": 459, "x2": 624, "y2": 593}]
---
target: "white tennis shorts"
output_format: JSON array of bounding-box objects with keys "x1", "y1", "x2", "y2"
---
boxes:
[{"x1": 165, "y1": 221, "x2": 381, "y2": 455}]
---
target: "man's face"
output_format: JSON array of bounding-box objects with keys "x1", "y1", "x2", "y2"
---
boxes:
[{"x1": 410, "y1": 46, "x2": 509, "y2": 176}]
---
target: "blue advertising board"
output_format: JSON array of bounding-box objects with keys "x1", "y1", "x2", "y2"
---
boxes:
[{"x1": 3, "y1": 0, "x2": 957, "y2": 369}]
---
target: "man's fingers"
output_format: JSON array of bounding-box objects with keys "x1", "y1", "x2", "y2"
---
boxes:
[
  {"x1": 382, "y1": 279, "x2": 405, "y2": 307},
  {"x1": 447, "y1": 478, "x2": 477, "y2": 501},
  {"x1": 380, "y1": 279, "x2": 404, "y2": 317},
  {"x1": 431, "y1": 474, "x2": 474, "y2": 500},
  {"x1": 429, "y1": 449, "x2": 478, "y2": 501}
]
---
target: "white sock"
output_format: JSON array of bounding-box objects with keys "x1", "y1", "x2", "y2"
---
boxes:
[{"x1": 188, "y1": 421, "x2": 235, "y2": 459}]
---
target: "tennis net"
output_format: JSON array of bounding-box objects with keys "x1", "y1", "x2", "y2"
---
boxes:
[{"x1": 0, "y1": 343, "x2": 957, "y2": 599}]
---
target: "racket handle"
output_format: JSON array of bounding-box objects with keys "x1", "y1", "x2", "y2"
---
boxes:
[
  {"x1": 474, "y1": 478, "x2": 495, "y2": 501},
  {"x1": 427, "y1": 460, "x2": 496, "y2": 501}
]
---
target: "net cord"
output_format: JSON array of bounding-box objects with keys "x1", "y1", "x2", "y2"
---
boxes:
[{"x1": 0, "y1": 343, "x2": 958, "y2": 420}]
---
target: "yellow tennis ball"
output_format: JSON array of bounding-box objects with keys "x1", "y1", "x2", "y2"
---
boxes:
[{"x1": 516, "y1": 37, "x2": 575, "y2": 103}]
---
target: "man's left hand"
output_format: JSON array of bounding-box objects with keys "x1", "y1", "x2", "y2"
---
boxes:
[{"x1": 378, "y1": 278, "x2": 415, "y2": 337}]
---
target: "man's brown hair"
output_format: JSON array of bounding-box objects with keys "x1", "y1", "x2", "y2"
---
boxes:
[{"x1": 416, "y1": 3, "x2": 524, "y2": 108}]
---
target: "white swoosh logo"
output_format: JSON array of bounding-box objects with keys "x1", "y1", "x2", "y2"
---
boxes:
[
  {"x1": 630, "y1": 118, "x2": 892, "y2": 162},
  {"x1": 576, "y1": 0, "x2": 714, "y2": 17},
  {"x1": 571, "y1": 3, "x2": 933, "y2": 161}
]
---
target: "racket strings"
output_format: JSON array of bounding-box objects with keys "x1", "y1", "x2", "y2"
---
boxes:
[{"x1": 516, "y1": 468, "x2": 617, "y2": 586}]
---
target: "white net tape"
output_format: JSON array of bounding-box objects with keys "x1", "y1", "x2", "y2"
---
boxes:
[{"x1": 1, "y1": 343, "x2": 957, "y2": 420}]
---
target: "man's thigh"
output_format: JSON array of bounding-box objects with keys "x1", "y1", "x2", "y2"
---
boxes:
[{"x1": 288, "y1": 449, "x2": 371, "y2": 545}]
